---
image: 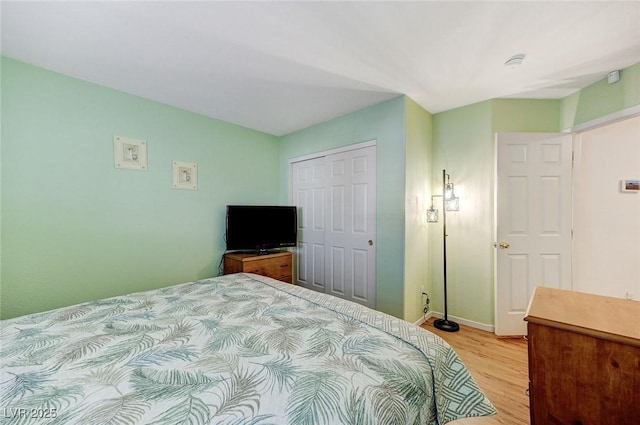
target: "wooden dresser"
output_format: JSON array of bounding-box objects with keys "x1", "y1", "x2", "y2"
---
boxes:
[
  {"x1": 524, "y1": 287, "x2": 640, "y2": 425},
  {"x1": 223, "y1": 251, "x2": 293, "y2": 283}
]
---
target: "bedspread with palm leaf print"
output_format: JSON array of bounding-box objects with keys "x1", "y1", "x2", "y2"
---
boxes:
[{"x1": 1, "y1": 273, "x2": 495, "y2": 424}]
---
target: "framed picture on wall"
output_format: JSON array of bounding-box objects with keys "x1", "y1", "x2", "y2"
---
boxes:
[
  {"x1": 621, "y1": 179, "x2": 640, "y2": 192},
  {"x1": 114, "y1": 136, "x2": 147, "y2": 171}
]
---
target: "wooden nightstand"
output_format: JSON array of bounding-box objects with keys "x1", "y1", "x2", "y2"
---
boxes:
[{"x1": 223, "y1": 251, "x2": 293, "y2": 283}]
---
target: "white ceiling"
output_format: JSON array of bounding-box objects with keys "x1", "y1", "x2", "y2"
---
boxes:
[{"x1": 2, "y1": 1, "x2": 640, "y2": 136}]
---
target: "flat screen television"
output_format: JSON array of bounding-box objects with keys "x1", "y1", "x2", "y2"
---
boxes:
[{"x1": 225, "y1": 205, "x2": 298, "y2": 253}]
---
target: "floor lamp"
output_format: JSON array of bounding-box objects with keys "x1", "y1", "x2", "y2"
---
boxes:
[{"x1": 427, "y1": 169, "x2": 460, "y2": 332}]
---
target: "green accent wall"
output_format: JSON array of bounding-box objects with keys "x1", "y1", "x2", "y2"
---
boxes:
[
  {"x1": 561, "y1": 62, "x2": 640, "y2": 129},
  {"x1": 431, "y1": 101, "x2": 494, "y2": 324},
  {"x1": 0, "y1": 57, "x2": 3, "y2": 312},
  {"x1": 278, "y1": 96, "x2": 407, "y2": 319},
  {"x1": 403, "y1": 98, "x2": 432, "y2": 323},
  {"x1": 492, "y1": 99, "x2": 560, "y2": 132},
  {"x1": 1, "y1": 58, "x2": 280, "y2": 319}
]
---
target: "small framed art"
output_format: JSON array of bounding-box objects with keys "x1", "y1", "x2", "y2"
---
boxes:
[
  {"x1": 172, "y1": 161, "x2": 198, "y2": 190},
  {"x1": 114, "y1": 136, "x2": 147, "y2": 170},
  {"x1": 621, "y1": 179, "x2": 640, "y2": 193}
]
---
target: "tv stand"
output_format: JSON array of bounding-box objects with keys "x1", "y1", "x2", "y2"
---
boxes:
[{"x1": 223, "y1": 251, "x2": 292, "y2": 283}]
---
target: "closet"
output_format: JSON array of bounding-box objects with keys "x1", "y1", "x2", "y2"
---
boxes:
[{"x1": 290, "y1": 143, "x2": 376, "y2": 308}]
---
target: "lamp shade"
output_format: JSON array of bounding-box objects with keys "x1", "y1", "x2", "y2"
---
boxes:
[
  {"x1": 446, "y1": 196, "x2": 460, "y2": 211},
  {"x1": 444, "y1": 183, "x2": 454, "y2": 200},
  {"x1": 427, "y1": 207, "x2": 439, "y2": 223}
]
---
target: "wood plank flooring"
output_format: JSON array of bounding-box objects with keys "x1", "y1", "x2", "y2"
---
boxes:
[{"x1": 421, "y1": 318, "x2": 530, "y2": 425}]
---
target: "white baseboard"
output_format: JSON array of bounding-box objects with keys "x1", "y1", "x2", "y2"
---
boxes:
[
  {"x1": 413, "y1": 311, "x2": 433, "y2": 327},
  {"x1": 418, "y1": 311, "x2": 495, "y2": 333}
]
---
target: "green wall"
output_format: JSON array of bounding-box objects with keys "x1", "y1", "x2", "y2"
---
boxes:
[
  {"x1": 278, "y1": 96, "x2": 407, "y2": 318},
  {"x1": 561, "y1": 62, "x2": 640, "y2": 129},
  {"x1": 1, "y1": 58, "x2": 280, "y2": 319},
  {"x1": 3, "y1": 54, "x2": 638, "y2": 326},
  {"x1": 0, "y1": 57, "x2": 3, "y2": 312},
  {"x1": 403, "y1": 98, "x2": 432, "y2": 322},
  {"x1": 431, "y1": 101, "x2": 494, "y2": 324},
  {"x1": 492, "y1": 99, "x2": 560, "y2": 132}
]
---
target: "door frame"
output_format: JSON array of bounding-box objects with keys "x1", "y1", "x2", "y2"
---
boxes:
[{"x1": 288, "y1": 139, "x2": 377, "y2": 166}]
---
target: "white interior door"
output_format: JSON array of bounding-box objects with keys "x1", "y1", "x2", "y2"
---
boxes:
[
  {"x1": 495, "y1": 133, "x2": 573, "y2": 336},
  {"x1": 325, "y1": 146, "x2": 376, "y2": 308},
  {"x1": 291, "y1": 144, "x2": 376, "y2": 308},
  {"x1": 292, "y1": 157, "x2": 327, "y2": 292}
]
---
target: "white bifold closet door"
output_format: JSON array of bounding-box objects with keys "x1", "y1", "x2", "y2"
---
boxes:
[{"x1": 292, "y1": 145, "x2": 376, "y2": 309}]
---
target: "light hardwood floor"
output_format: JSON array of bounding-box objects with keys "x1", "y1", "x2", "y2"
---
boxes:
[{"x1": 421, "y1": 318, "x2": 530, "y2": 425}]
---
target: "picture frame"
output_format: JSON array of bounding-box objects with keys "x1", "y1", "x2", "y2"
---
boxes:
[
  {"x1": 621, "y1": 179, "x2": 640, "y2": 193},
  {"x1": 114, "y1": 136, "x2": 147, "y2": 171},
  {"x1": 172, "y1": 161, "x2": 198, "y2": 190}
]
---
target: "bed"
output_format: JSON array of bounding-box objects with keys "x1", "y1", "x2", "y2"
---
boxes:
[{"x1": 1, "y1": 273, "x2": 496, "y2": 424}]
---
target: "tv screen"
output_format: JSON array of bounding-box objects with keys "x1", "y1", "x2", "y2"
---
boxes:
[{"x1": 226, "y1": 205, "x2": 298, "y2": 252}]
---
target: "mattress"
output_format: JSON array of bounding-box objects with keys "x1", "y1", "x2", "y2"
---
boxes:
[{"x1": 0, "y1": 273, "x2": 496, "y2": 424}]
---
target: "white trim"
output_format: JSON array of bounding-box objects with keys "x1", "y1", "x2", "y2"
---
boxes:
[
  {"x1": 493, "y1": 133, "x2": 499, "y2": 334},
  {"x1": 288, "y1": 139, "x2": 377, "y2": 164},
  {"x1": 428, "y1": 311, "x2": 496, "y2": 333},
  {"x1": 564, "y1": 104, "x2": 640, "y2": 134},
  {"x1": 413, "y1": 311, "x2": 433, "y2": 327}
]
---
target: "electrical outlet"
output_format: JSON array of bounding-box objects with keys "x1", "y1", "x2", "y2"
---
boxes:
[
  {"x1": 422, "y1": 289, "x2": 431, "y2": 315},
  {"x1": 421, "y1": 286, "x2": 431, "y2": 315}
]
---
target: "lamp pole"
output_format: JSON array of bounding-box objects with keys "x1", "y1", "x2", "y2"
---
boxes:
[{"x1": 434, "y1": 169, "x2": 460, "y2": 332}]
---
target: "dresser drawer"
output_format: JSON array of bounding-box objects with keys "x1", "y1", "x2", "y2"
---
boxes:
[
  {"x1": 244, "y1": 255, "x2": 291, "y2": 278},
  {"x1": 223, "y1": 251, "x2": 293, "y2": 283}
]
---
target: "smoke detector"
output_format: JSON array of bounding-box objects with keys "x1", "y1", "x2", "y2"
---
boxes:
[
  {"x1": 607, "y1": 70, "x2": 621, "y2": 84},
  {"x1": 505, "y1": 54, "x2": 526, "y2": 68}
]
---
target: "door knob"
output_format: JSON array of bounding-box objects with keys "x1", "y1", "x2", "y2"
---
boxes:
[
  {"x1": 499, "y1": 242, "x2": 510, "y2": 249},
  {"x1": 368, "y1": 240, "x2": 374, "y2": 246}
]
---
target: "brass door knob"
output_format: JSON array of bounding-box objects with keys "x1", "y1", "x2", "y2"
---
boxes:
[{"x1": 499, "y1": 242, "x2": 510, "y2": 249}]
